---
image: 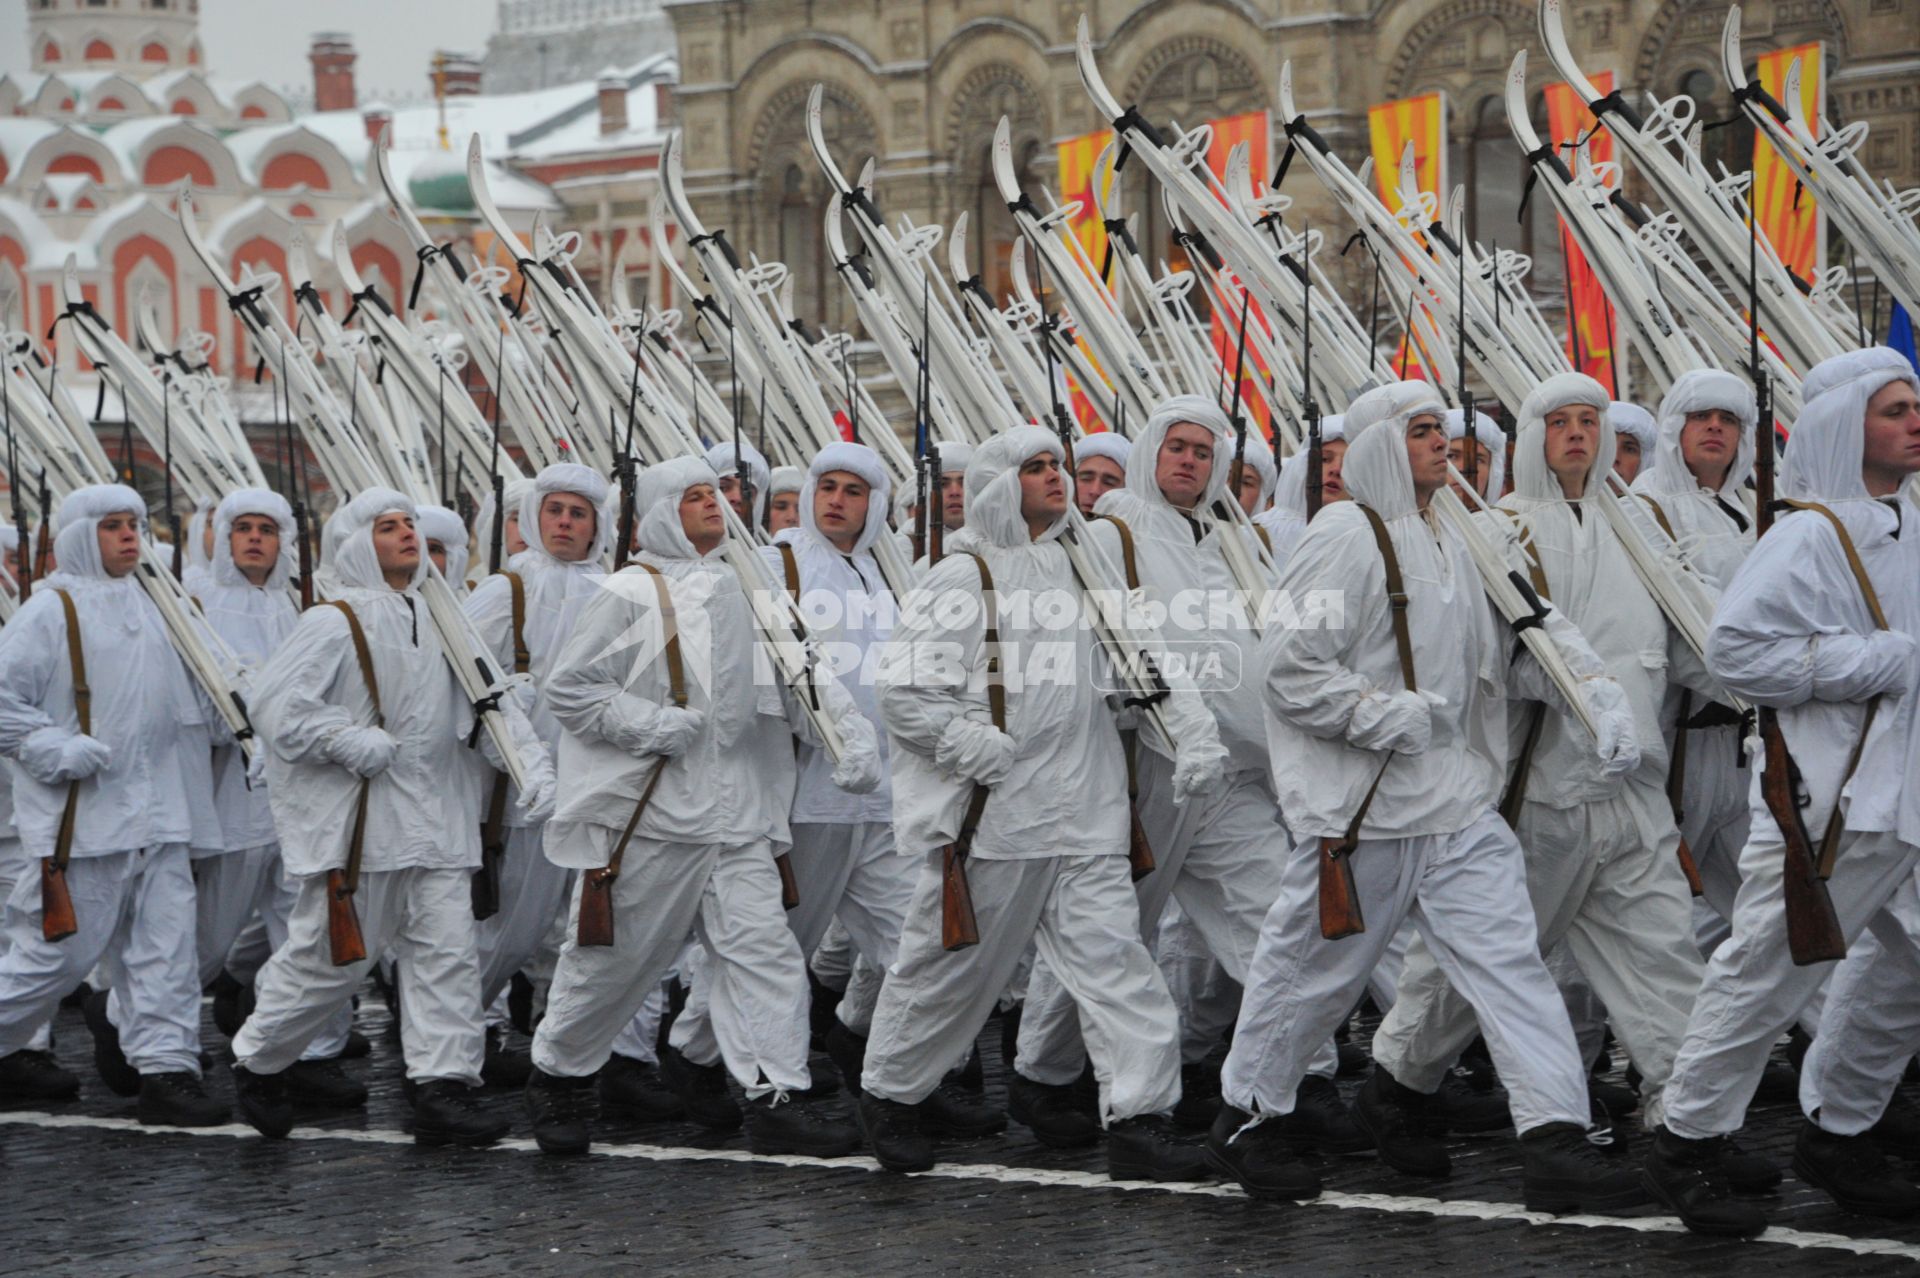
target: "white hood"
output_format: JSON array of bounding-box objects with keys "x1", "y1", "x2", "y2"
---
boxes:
[
  {"x1": 211, "y1": 487, "x2": 296, "y2": 591},
  {"x1": 1130, "y1": 394, "x2": 1234, "y2": 513},
  {"x1": 635, "y1": 455, "x2": 724, "y2": 560},
  {"x1": 1445, "y1": 406, "x2": 1507, "y2": 498},
  {"x1": 800, "y1": 441, "x2": 893, "y2": 556},
  {"x1": 1638, "y1": 369, "x2": 1756, "y2": 501},
  {"x1": 330, "y1": 487, "x2": 425, "y2": 596},
  {"x1": 516, "y1": 461, "x2": 613, "y2": 566},
  {"x1": 47, "y1": 484, "x2": 146, "y2": 588},
  {"x1": 963, "y1": 425, "x2": 1069, "y2": 550},
  {"x1": 1783, "y1": 346, "x2": 1916, "y2": 505},
  {"x1": 1512, "y1": 372, "x2": 1615, "y2": 500}
]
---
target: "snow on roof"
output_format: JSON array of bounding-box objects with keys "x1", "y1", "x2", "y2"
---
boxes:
[
  {"x1": 508, "y1": 55, "x2": 676, "y2": 161},
  {"x1": 96, "y1": 115, "x2": 185, "y2": 169},
  {"x1": 0, "y1": 119, "x2": 60, "y2": 170},
  {"x1": 0, "y1": 195, "x2": 99, "y2": 270},
  {"x1": 39, "y1": 172, "x2": 93, "y2": 212}
]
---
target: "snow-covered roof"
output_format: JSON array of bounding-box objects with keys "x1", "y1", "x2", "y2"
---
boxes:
[{"x1": 509, "y1": 55, "x2": 676, "y2": 160}]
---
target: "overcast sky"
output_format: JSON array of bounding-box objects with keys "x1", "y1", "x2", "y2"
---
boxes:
[{"x1": 0, "y1": 0, "x2": 497, "y2": 105}]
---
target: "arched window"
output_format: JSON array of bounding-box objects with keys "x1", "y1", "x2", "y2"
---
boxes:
[
  {"x1": 97, "y1": 96, "x2": 126, "y2": 112},
  {"x1": 141, "y1": 42, "x2": 170, "y2": 64},
  {"x1": 48, "y1": 153, "x2": 106, "y2": 181},
  {"x1": 776, "y1": 164, "x2": 824, "y2": 330},
  {"x1": 144, "y1": 144, "x2": 215, "y2": 187},
  {"x1": 83, "y1": 39, "x2": 114, "y2": 62},
  {"x1": 260, "y1": 152, "x2": 329, "y2": 190},
  {"x1": 41, "y1": 41, "x2": 61, "y2": 63},
  {"x1": 170, "y1": 98, "x2": 196, "y2": 115}
]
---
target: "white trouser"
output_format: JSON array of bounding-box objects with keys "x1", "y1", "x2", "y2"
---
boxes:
[
  {"x1": 234, "y1": 867, "x2": 486, "y2": 1084},
  {"x1": 672, "y1": 822, "x2": 912, "y2": 1047},
  {"x1": 1547, "y1": 943, "x2": 1609, "y2": 1072},
  {"x1": 1678, "y1": 725, "x2": 1750, "y2": 934},
  {"x1": 0, "y1": 845, "x2": 201, "y2": 1074},
  {"x1": 1153, "y1": 901, "x2": 1245, "y2": 1063},
  {"x1": 811, "y1": 918, "x2": 855, "y2": 991},
  {"x1": 475, "y1": 824, "x2": 573, "y2": 1013},
  {"x1": 1664, "y1": 824, "x2": 1920, "y2": 1140},
  {"x1": 1016, "y1": 763, "x2": 1314, "y2": 1084},
  {"x1": 1800, "y1": 910, "x2": 1920, "y2": 1134},
  {"x1": 0, "y1": 838, "x2": 52, "y2": 1052},
  {"x1": 863, "y1": 851, "x2": 1181, "y2": 1123},
  {"x1": 1372, "y1": 786, "x2": 1703, "y2": 1128},
  {"x1": 1363, "y1": 917, "x2": 1417, "y2": 1012},
  {"x1": 1221, "y1": 811, "x2": 1590, "y2": 1134},
  {"x1": 534, "y1": 837, "x2": 809, "y2": 1098},
  {"x1": 194, "y1": 843, "x2": 350, "y2": 1061},
  {"x1": 609, "y1": 983, "x2": 667, "y2": 1064}
]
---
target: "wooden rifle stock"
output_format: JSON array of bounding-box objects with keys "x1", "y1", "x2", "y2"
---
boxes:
[
  {"x1": 1127, "y1": 807, "x2": 1156, "y2": 883},
  {"x1": 326, "y1": 865, "x2": 367, "y2": 965},
  {"x1": 1667, "y1": 689, "x2": 1704, "y2": 897},
  {"x1": 775, "y1": 851, "x2": 799, "y2": 911},
  {"x1": 471, "y1": 777, "x2": 508, "y2": 921},
  {"x1": 1758, "y1": 706, "x2": 1845, "y2": 965},
  {"x1": 577, "y1": 867, "x2": 617, "y2": 948},
  {"x1": 1676, "y1": 838, "x2": 1705, "y2": 897},
  {"x1": 39, "y1": 855, "x2": 76, "y2": 942},
  {"x1": 940, "y1": 840, "x2": 980, "y2": 951},
  {"x1": 1317, "y1": 834, "x2": 1364, "y2": 940}
]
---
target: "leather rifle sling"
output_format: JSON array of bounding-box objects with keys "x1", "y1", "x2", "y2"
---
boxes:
[
  {"x1": 50, "y1": 589, "x2": 89, "y2": 874},
  {"x1": 1776, "y1": 499, "x2": 1893, "y2": 879},
  {"x1": 778, "y1": 542, "x2": 801, "y2": 598},
  {"x1": 322, "y1": 601, "x2": 384, "y2": 897},
  {"x1": 474, "y1": 573, "x2": 528, "y2": 918},
  {"x1": 594, "y1": 563, "x2": 686, "y2": 883},
  {"x1": 1335, "y1": 505, "x2": 1420, "y2": 851},
  {"x1": 1096, "y1": 516, "x2": 1158, "y2": 880},
  {"x1": 1495, "y1": 512, "x2": 1552, "y2": 825},
  {"x1": 953, "y1": 552, "x2": 1004, "y2": 851}
]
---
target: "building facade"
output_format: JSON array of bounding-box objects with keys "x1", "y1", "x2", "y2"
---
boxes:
[{"x1": 662, "y1": 0, "x2": 1918, "y2": 335}]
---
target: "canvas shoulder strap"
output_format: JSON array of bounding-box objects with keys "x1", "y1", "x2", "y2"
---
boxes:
[
  {"x1": 503, "y1": 571, "x2": 530, "y2": 675},
  {"x1": 777, "y1": 542, "x2": 801, "y2": 600},
  {"x1": 1635, "y1": 493, "x2": 1680, "y2": 543},
  {"x1": 602, "y1": 563, "x2": 688, "y2": 878},
  {"x1": 953, "y1": 552, "x2": 1003, "y2": 848},
  {"x1": 1094, "y1": 515, "x2": 1140, "y2": 591},
  {"x1": 1355, "y1": 504, "x2": 1417, "y2": 692},
  {"x1": 320, "y1": 600, "x2": 384, "y2": 728},
  {"x1": 51, "y1": 590, "x2": 89, "y2": 871}
]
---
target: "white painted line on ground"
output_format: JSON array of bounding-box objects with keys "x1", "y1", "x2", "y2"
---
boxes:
[{"x1": 5, "y1": 1110, "x2": 1917, "y2": 1260}]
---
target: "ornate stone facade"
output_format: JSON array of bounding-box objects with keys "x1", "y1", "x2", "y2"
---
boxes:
[{"x1": 663, "y1": 0, "x2": 1918, "y2": 331}]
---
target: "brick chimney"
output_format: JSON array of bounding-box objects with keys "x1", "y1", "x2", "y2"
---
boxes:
[
  {"x1": 653, "y1": 80, "x2": 674, "y2": 128},
  {"x1": 597, "y1": 72, "x2": 628, "y2": 136},
  {"x1": 436, "y1": 52, "x2": 483, "y2": 98},
  {"x1": 310, "y1": 33, "x2": 356, "y2": 113},
  {"x1": 363, "y1": 104, "x2": 392, "y2": 146}
]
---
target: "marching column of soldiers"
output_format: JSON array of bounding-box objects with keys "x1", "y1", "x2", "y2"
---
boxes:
[{"x1": 0, "y1": 344, "x2": 1916, "y2": 1243}]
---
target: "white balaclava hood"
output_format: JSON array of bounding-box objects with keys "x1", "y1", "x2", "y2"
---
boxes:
[
  {"x1": 769, "y1": 466, "x2": 805, "y2": 498},
  {"x1": 705, "y1": 440, "x2": 771, "y2": 527},
  {"x1": 415, "y1": 504, "x2": 471, "y2": 585},
  {"x1": 1238, "y1": 431, "x2": 1279, "y2": 509},
  {"x1": 935, "y1": 439, "x2": 973, "y2": 474},
  {"x1": 1609, "y1": 401, "x2": 1659, "y2": 478},
  {"x1": 1513, "y1": 372, "x2": 1615, "y2": 501},
  {"x1": 473, "y1": 477, "x2": 535, "y2": 575},
  {"x1": 50, "y1": 483, "x2": 147, "y2": 584},
  {"x1": 801, "y1": 442, "x2": 892, "y2": 556},
  {"x1": 518, "y1": 461, "x2": 612, "y2": 566},
  {"x1": 1445, "y1": 406, "x2": 1508, "y2": 498},
  {"x1": 212, "y1": 488, "x2": 296, "y2": 591},
  {"x1": 332, "y1": 487, "x2": 425, "y2": 593},
  {"x1": 1783, "y1": 346, "x2": 1918, "y2": 504},
  {"x1": 1132, "y1": 393, "x2": 1234, "y2": 513},
  {"x1": 1640, "y1": 369, "x2": 1756, "y2": 500},
  {"x1": 634, "y1": 455, "x2": 724, "y2": 560},
  {"x1": 1074, "y1": 431, "x2": 1131, "y2": 473},
  {"x1": 1339, "y1": 382, "x2": 1447, "y2": 519},
  {"x1": 965, "y1": 426, "x2": 1069, "y2": 549},
  {"x1": 184, "y1": 495, "x2": 218, "y2": 575}
]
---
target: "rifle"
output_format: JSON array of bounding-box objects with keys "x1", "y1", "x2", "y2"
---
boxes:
[
  {"x1": 1301, "y1": 223, "x2": 1324, "y2": 521},
  {"x1": 162, "y1": 377, "x2": 184, "y2": 581},
  {"x1": 911, "y1": 279, "x2": 931, "y2": 562},
  {"x1": 4, "y1": 358, "x2": 28, "y2": 599},
  {"x1": 579, "y1": 564, "x2": 683, "y2": 947},
  {"x1": 40, "y1": 590, "x2": 88, "y2": 942},
  {"x1": 920, "y1": 277, "x2": 945, "y2": 566},
  {"x1": 1666, "y1": 690, "x2": 1706, "y2": 896},
  {"x1": 1456, "y1": 244, "x2": 1479, "y2": 499},
  {"x1": 472, "y1": 570, "x2": 529, "y2": 921},
  {"x1": 615, "y1": 356, "x2": 642, "y2": 570},
  {"x1": 940, "y1": 553, "x2": 1004, "y2": 951},
  {"x1": 320, "y1": 600, "x2": 381, "y2": 966},
  {"x1": 1224, "y1": 290, "x2": 1254, "y2": 505},
  {"x1": 1746, "y1": 210, "x2": 1844, "y2": 965},
  {"x1": 1320, "y1": 505, "x2": 1418, "y2": 939},
  {"x1": 34, "y1": 468, "x2": 51, "y2": 581},
  {"x1": 487, "y1": 320, "x2": 508, "y2": 577}
]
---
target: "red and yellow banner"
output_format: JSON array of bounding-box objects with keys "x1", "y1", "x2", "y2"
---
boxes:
[
  {"x1": 1366, "y1": 92, "x2": 1448, "y2": 379},
  {"x1": 1754, "y1": 42, "x2": 1823, "y2": 283},
  {"x1": 1054, "y1": 111, "x2": 1274, "y2": 432},
  {"x1": 1544, "y1": 72, "x2": 1619, "y2": 394}
]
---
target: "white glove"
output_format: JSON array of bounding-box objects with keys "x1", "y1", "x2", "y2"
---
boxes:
[
  {"x1": 515, "y1": 766, "x2": 557, "y2": 823},
  {"x1": 1578, "y1": 679, "x2": 1642, "y2": 778},
  {"x1": 641, "y1": 707, "x2": 704, "y2": 758},
  {"x1": 1170, "y1": 741, "x2": 1229, "y2": 805},
  {"x1": 245, "y1": 743, "x2": 268, "y2": 788},
  {"x1": 18, "y1": 727, "x2": 112, "y2": 785},
  {"x1": 332, "y1": 726, "x2": 397, "y2": 779},
  {"x1": 829, "y1": 709, "x2": 883, "y2": 795},
  {"x1": 1816, "y1": 630, "x2": 1915, "y2": 702},
  {"x1": 934, "y1": 717, "x2": 1016, "y2": 787},
  {"x1": 1348, "y1": 689, "x2": 1433, "y2": 755}
]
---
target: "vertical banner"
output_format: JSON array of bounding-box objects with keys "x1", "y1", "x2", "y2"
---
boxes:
[
  {"x1": 1055, "y1": 127, "x2": 1116, "y2": 432},
  {"x1": 1203, "y1": 111, "x2": 1274, "y2": 440},
  {"x1": 1366, "y1": 92, "x2": 1448, "y2": 379},
  {"x1": 1754, "y1": 42, "x2": 1823, "y2": 283},
  {"x1": 1544, "y1": 71, "x2": 1619, "y2": 395}
]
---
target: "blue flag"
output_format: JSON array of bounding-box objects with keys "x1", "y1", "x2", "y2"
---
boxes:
[{"x1": 1889, "y1": 301, "x2": 1918, "y2": 375}]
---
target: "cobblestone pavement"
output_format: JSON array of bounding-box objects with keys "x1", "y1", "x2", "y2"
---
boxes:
[{"x1": 4, "y1": 991, "x2": 1919, "y2": 1277}]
